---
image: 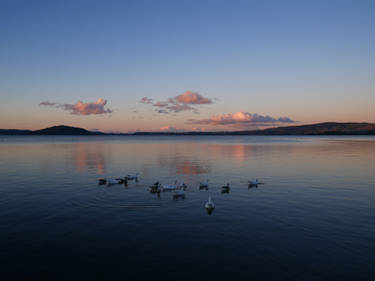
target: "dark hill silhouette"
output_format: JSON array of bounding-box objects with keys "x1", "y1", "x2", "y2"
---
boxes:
[
  {"x1": 0, "y1": 122, "x2": 375, "y2": 135},
  {"x1": 29, "y1": 125, "x2": 104, "y2": 135},
  {"x1": 0, "y1": 129, "x2": 31, "y2": 135},
  {"x1": 135, "y1": 122, "x2": 375, "y2": 135},
  {"x1": 242, "y1": 122, "x2": 375, "y2": 135}
]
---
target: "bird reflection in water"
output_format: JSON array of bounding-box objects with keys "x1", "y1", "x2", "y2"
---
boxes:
[
  {"x1": 172, "y1": 193, "x2": 185, "y2": 200},
  {"x1": 221, "y1": 183, "x2": 230, "y2": 194},
  {"x1": 221, "y1": 188, "x2": 230, "y2": 194}
]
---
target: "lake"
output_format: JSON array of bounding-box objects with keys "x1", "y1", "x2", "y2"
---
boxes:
[{"x1": 0, "y1": 135, "x2": 374, "y2": 280}]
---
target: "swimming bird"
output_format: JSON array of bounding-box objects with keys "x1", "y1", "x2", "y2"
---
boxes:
[
  {"x1": 149, "y1": 181, "x2": 161, "y2": 193},
  {"x1": 180, "y1": 182, "x2": 187, "y2": 190},
  {"x1": 98, "y1": 178, "x2": 107, "y2": 185},
  {"x1": 199, "y1": 179, "x2": 209, "y2": 190},
  {"x1": 248, "y1": 179, "x2": 263, "y2": 187},
  {"x1": 221, "y1": 188, "x2": 230, "y2": 194},
  {"x1": 221, "y1": 183, "x2": 230, "y2": 190},
  {"x1": 173, "y1": 186, "x2": 185, "y2": 199},
  {"x1": 107, "y1": 179, "x2": 120, "y2": 186},
  {"x1": 127, "y1": 172, "x2": 139, "y2": 181},
  {"x1": 115, "y1": 178, "x2": 125, "y2": 184},
  {"x1": 150, "y1": 187, "x2": 161, "y2": 194},
  {"x1": 162, "y1": 180, "x2": 178, "y2": 191},
  {"x1": 205, "y1": 196, "x2": 215, "y2": 214},
  {"x1": 105, "y1": 177, "x2": 128, "y2": 186},
  {"x1": 150, "y1": 180, "x2": 160, "y2": 188}
]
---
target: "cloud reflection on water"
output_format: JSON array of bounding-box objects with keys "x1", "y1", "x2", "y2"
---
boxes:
[
  {"x1": 157, "y1": 155, "x2": 211, "y2": 175},
  {"x1": 68, "y1": 143, "x2": 106, "y2": 174}
]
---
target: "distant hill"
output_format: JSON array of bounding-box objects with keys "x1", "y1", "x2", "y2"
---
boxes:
[
  {"x1": 135, "y1": 122, "x2": 375, "y2": 135},
  {"x1": 0, "y1": 125, "x2": 104, "y2": 135},
  {"x1": 256, "y1": 122, "x2": 375, "y2": 135},
  {"x1": 0, "y1": 129, "x2": 32, "y2": 135},
  {"x1": 1, "y1": 122, "x2": 375, "y2": 135},
  {"x1": 29, "y1": 125, "x2": 104, "y2": 135}
]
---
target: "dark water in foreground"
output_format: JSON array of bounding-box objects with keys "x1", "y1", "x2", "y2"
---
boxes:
[{"x1": 0, "y1": 136, "x2": 374, "y2": 281}]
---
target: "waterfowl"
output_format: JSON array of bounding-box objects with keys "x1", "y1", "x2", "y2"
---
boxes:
[
  {"x1": 149, "y1": 181, "x2": 161, "y2": 193},
  {"x1": 248, "y1": 179, "x2": 258, "y2": 185},
  {"x1": 98, "y1": 178, "x2": 107, "y2": 185},
  {"x1": 221, "y1": 183, "x2": 230, "y2": 190},
  {"x1": 162, "y1": 180, "x2": 178, "y2": 191},
  {"x1": 150, "y1": 188, "x2": 161, "y2": 194},
  {"x1": 150, "y1": 181, "x2": 160, "y2": 188},
  {"x1": 248, "y1": 179, "x2": 263, "y2": 187},
  {"x1": 127, "y1": 172, "x2": 139, "y2": 181},
  {"x1": 199, "y1": 179, "x2": 209, "y2": 189},
  {"x1": 107, "y1": 179, "x2": 119, "y2": 186},
  {"x1": 221, "y1": 188, "x2": 230, "y2": 194},
  {"x1": 115, "y1": 178, "x2": 125, "y2": 184},
  {"x1": 173, "y1": 187, "x2": 185, "y2": 199},
  {"x1": 105, "y1": 177, "x2": 127, "y2": 186},
  {"x1": 205, "y1": 196, "x2": 215, "y2": 211},
  {"x1": 180, "y1": 182, "x2": 187, "y2": 190}
]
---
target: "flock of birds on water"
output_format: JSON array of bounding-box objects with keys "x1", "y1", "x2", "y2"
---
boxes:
[{"x1": 98, "y1": 172, "x2": 264, "y2": 215}]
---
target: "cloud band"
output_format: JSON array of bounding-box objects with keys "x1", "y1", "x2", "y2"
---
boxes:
[
  {"x1": 188, "y1": 111, "x2": 295, "y2": 127},
  {"x1": 140, "y1": 91, "x2": 213, "y2": 114},
  {"x1": 39, "y1": 98, "x2": 113, "y2": 115}
]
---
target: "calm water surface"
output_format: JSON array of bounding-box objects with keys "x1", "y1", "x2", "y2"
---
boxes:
[{"x1": 0, "y1": 136, "x2": 374, "y2": 280}]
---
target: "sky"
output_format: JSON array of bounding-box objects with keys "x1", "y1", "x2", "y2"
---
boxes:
[{"x1": 0, "y1": 0, "x2": 374, "y2": 132}]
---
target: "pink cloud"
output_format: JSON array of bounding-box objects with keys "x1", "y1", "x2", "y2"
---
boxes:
[
  {"x1": 188, "y1": 112, "x2": 295, "y2": 127},
  {"x1": 39, "y1": 101, "x2": 56, "y2": 106},
  {"x1": 140, "y1": 91, "x2": 213, "y2": 114},
  {"x1": 39, "y1": 98, "x2": 113, "y2": 115},
  {"x1": 140, "y1": 97, "x2": 153, "y2": 104},
  {"x1": 159, "y1": 125, "x2": 185, "y2": 132},
  {"x1": 174, "y1": 91, "x2": 212, "y2": 104},
  {"x1": 166, "y1": 103, "x2": 194, "y2": 113},
  {"x1": 154, "y1": 101, "x2": 169, "y2": 107},
  {"x1": 191, "y1": 127, "x2": 206, "y2": 132}
]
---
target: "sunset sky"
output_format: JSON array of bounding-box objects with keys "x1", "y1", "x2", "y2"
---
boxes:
[{"x1": 1, "y1": 0, "x2": 374, "y2": 132}]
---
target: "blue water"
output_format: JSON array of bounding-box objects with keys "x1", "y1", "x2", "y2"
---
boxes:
[{"x1": 0, "y1": 136, "x2": 374, "y2": 280}]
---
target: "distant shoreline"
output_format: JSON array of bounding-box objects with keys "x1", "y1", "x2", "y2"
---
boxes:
[{"x1": 1, "y1": 122, "x2": 375, "y2": 136}]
